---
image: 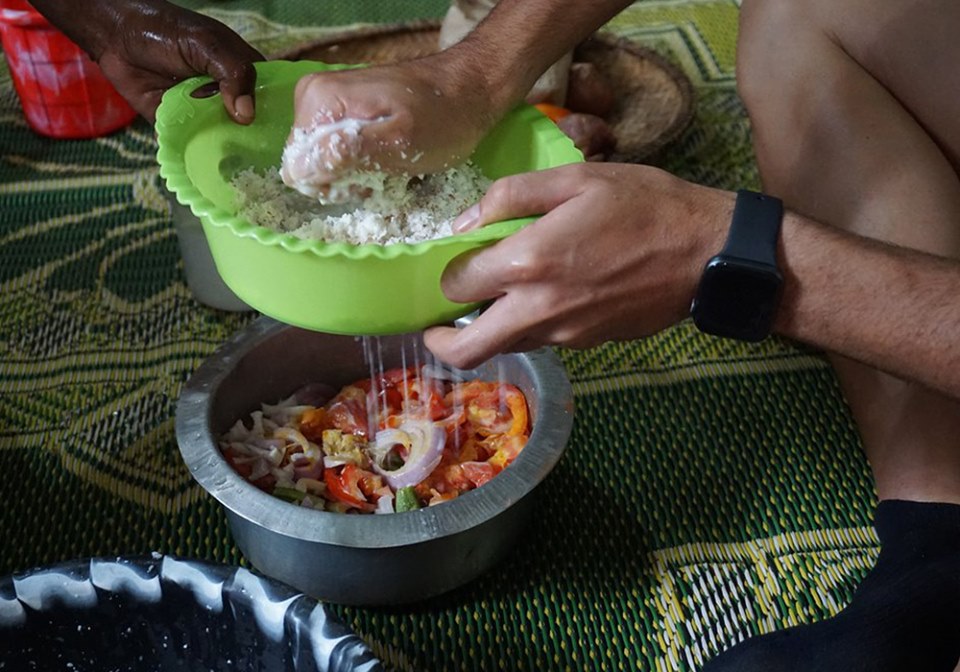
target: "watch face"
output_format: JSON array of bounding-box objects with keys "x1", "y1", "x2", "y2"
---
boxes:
[{"x1": 691, "y1": 258, "x2": 783, "y2": 342}]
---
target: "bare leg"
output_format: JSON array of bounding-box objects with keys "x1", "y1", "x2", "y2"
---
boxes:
[
  {"x1": 700, "y1": 2, "x2": 960, "y2": 669},
  {"x1": 738, "y1": 0, "x2": 960, "y2": 505}
]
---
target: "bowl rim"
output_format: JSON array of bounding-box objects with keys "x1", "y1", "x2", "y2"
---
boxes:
[
  {"x1": 175, "y1": 317, "x2": 575, "y2": 549},
  {"x1": 0, "y1": 554, "x2": 382, "y2": 669},
  {"x1": 155, "y1": 59, "x2": 582, "y2": 260}
]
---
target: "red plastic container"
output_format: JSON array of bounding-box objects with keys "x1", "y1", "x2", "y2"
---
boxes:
[{"x1": 0, "y1": 0, "x2": 137, "y2": 138}]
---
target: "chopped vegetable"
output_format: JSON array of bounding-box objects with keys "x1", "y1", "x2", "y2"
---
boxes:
[
  {"x1": 395, "y1": 486, "x2": 420, "y2": 512},
  {"x1": 273, "y1": 486, "x2": 306, "y2": 503},
  {"x1": 324, "y1": 466, "x2": 375, "y2": 512},
  {"x1": 534, "y1": 103, "x2": 573, "y2": 123},
  {"x1": 219, "y1": 365, "x2": 531, "y2": 514},
  {"x1": 371, "y1": 419, "x2": 445, "y2": 490},
  {"x1": 321, "y1": 429, "x2": 369, "y2": 467}
]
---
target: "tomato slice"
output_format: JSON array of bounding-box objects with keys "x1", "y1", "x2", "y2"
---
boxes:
[
  {"x1": 461, "y1": 461, "x2": 500, "y2": 488},
  {"x1": 447, "y1": 381, "x2": 529, "y2": 437},
  {"x1": 374, "y1": 385, "x2": 405, "y2": 419},
  {"x1": 354, "y1": 367, "x2": 412, "y2": 396},
  {"x1": 422, "y1": 387, "x2": 449, "y2": 421},
  {"x1": 326, "y1": 386, "x2": 370, "y2": 437},
  {"x1": 356, "y1": 469, "x2": 383, "y2": 498},
  {"x1": 436, "y1": 464, "x2": 473, "y2": 491},
  {"x1": 486, "y1": 434, "x2": 527, "y2": 469},
  {"x1": 299, "y1": 407, "x2": 332, "y2": 442},
  {"x1": 223, "y1": 447, "x2": 275, "y2": 492},
  {"x1": 534, "y1": 102, "x2": 573, "y2": 123},
  {"x1": 324, "y1": 466, "x2": 375, "y2": 512}
]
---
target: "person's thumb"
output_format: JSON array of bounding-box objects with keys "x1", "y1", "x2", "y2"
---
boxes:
[{"x1": 201, "y1": 37, "x2": 263, "y2": 124}]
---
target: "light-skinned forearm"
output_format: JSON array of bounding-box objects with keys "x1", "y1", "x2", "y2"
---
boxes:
[
  {"x1": 775, "y1": 213, "x2": 960, "y2": 399},
  {"x1": 445, "y1": 0, "x2": 634, "y2": 116}
]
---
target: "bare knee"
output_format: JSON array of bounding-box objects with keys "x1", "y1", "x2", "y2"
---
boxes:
[
  {"x1": 738, "y1": 0, "x2": 945, "y2": 109},
  {"x1": 736, "y1": 0, "x2": 825, "y2": 110}
]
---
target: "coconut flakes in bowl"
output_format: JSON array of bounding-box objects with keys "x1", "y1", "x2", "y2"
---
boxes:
[{"x1": 231, "y1": 163, "x2": 491, "y2": 246}]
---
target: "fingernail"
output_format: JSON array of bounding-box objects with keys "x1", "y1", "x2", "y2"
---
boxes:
[
  {"x1": 234, "y1": 95, "x2": 254, "y2": 121},
  {"x1": 453, "y1": 204, "x2": 480, "y2": 233}
]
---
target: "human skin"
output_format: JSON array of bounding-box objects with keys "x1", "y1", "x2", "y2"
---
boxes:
[
  {"x1": 439, "y1": 0, "x2": 572, "y2": 107},
  {"x1": 283, "y1": 0, "x2": 960, "y2": 506},
  {"x1": 736, "y1": 0, "x2": 960, "y2": 505},
  {"x1": 280, "y1": 0, "x2": 633, "y2": 194},
  {"x1": 420, "y1": 164, "x2": 960, "y2": 406},
  {"x1": 29, "y1": 0, "x2": 263, "y2": 123}
]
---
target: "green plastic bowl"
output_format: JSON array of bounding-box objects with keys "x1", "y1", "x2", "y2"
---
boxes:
[{"x1": 156, "y1": 60, "x2": 582, "y2": 335}]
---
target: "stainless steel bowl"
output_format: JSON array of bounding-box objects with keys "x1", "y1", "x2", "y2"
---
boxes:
[{"x1": 176, "y1": 317, "x2": 574, "y2": 606}]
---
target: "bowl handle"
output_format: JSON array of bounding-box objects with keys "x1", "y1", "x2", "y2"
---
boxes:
[
  {"x1": 454, "y1": 309, "x2": 481, "y2": 329},
  {"x1": 156, "y1": 74, "x2": 221, "y2": 126}
]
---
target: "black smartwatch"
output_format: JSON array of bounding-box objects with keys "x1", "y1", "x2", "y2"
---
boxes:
[{"x1": 690, "y1": 190, "x2": 784, "y2": 342}]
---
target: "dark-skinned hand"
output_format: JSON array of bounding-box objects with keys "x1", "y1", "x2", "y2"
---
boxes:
[{"x1": 31, "y1": 0, "x2": 263, "y2": 123}]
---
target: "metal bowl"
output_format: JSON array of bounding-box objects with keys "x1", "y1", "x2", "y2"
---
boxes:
[{"x1": 175, "y1": 317, "x2": 574, "y2": 606}]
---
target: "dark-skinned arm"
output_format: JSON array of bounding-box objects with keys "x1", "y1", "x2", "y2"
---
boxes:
[{"x1": 30, "y1": 0, "x2": 263, "y2": 123}]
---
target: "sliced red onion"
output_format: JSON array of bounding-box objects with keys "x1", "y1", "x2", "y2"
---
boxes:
[
  {"x1": 369, "y1": 428, "x2": 405, "y2": 462},
  {"x1": 273, "y1": 427, "x2": 310, "y2": 454},
  {"x1": 248, "y1": 459, "x2": 271, "y2": 482},
  {"x1": 253, "y1": 438, "x2": 287, "y2": 452},
  {"x1": 293, "y1": 459, "x2": 324, "y2": 481},
  {"x1": 264, "y1": 446, "x2": 284, "y2": 466},
  {"x1": 272, "y1": 467, "x2": 295, "y2": 489},
  {"x1": 372, "y1": 419, "x2": 445, "y2": 490},
  {"x1": 322, "y1": 455, "x2": 351, "y2": 469},
  {"x1": 223, "y1": 420, "x2": 251, "y2": 442},
  {"x1": 375, "y1": 489, "x2": 395, "y2": 515},
  {"x1": 220, "y1": 441, "x2": 251, "y2": 457},
  {"x1": 249, "y1": 411, "x2": 265, "y2": 436},
  {"x1": 262, "y1": 397, "x2": 312, "y2": 424}
]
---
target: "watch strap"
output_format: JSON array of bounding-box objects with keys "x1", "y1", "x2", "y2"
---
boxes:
[{"x1": 721, "y1": 190, "x2": 783, "y2": 265}]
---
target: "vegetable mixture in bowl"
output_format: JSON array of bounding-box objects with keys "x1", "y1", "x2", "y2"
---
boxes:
[
  {"x1": 176, "y1": 318, "x2": 573, "y2": 605},
  {"x1": 220, "y1": 365, "x2": 530, "y2": 514}
]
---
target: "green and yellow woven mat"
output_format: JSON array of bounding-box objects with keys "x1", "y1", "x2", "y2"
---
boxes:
[{"x1": 0, "y1": 1, "x2": 877, "y2": 670}]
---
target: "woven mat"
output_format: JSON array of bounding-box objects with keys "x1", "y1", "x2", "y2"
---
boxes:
[{"x1": 0, "y1": 2, "x2": 877, "y2": 670}]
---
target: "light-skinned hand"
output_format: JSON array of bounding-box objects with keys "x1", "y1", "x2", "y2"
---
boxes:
[
  {"x1": 281, "y1": 52, "x2": 501, "y2": 198},
  {"x1": 423, "y1": 163, "x2": 734, "y2": 369}
]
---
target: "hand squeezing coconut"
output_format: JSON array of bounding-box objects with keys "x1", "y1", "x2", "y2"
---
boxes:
[
  {"x1": 280, "y1": 60, "x2": 496, "y2": 203},
  {"x1": 280, "y1": 116, "x2": 380, "y2": 203},
  {"x1": 280, "y1": 0, "x2": 627, "y2": 201}
]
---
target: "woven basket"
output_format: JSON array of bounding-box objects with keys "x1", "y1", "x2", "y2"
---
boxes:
[{"x1": 273, "y1": 20, "x2": 695, "y2": 163}]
